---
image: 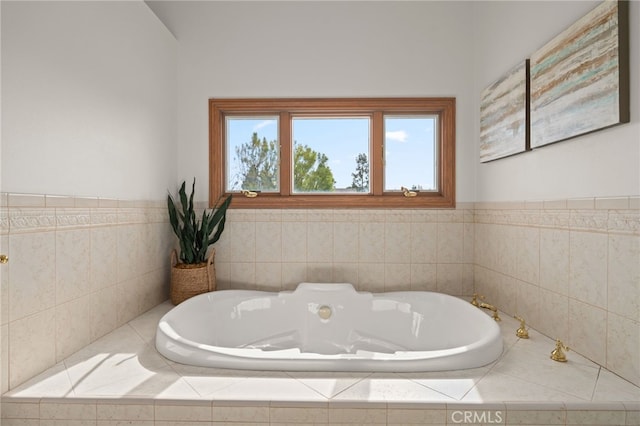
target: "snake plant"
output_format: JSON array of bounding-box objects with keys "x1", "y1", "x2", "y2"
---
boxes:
[{"x1": 167, "y1": 179, "x2": 232, "y2": 264}]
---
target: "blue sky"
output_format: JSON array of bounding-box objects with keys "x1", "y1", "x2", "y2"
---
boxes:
[
  {"x1": 226, "y1": 116, "x2": 436, "y2": 191},
  {"x1": 384, "y1": 116, "x2": 436, "y2": 190}
]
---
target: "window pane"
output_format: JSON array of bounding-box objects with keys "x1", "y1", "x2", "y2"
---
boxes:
[
  {"x1": 291, "y1": 117, "x2": 370, "y2": 194},
  {"x1": 384, "y1": 116, "x2": 437, "y2": 192},
  {"x1": 226, "y1": 117, "x2": 279, "y2": 192}
]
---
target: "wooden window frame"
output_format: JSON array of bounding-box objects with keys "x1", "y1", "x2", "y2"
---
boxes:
[{"x1": 209, "y1": 98, "x2": 455, "y2": 209}]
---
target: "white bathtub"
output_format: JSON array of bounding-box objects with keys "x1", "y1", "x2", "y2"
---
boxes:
[{"x1": 155, "y1": 283, "x2": 503, "y2": 372}]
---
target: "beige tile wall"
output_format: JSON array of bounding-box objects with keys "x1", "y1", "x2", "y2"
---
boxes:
[
  {"x1": 474, "y1": 197, "x2": 640, "y2": 387},
  {"x1": 213, "y1": 205, "x2": 476, "y2": 296},
  {"x1": 0, "y1": 193, "x2": 173, "y2": 392},
  {"x1": 1, "y1": 399, "x2": 638, "y2": 425},
  {"x1": 1, "y1": 193, "x2": 638, "y2": 393}
]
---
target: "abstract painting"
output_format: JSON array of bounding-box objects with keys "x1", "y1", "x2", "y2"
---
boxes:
[
  {"x1": 530, "y1": 0, "x2": 629, "y2": 148},
  {"x1": 480, "y1": 60, "x2": 529, "y2": 162}
]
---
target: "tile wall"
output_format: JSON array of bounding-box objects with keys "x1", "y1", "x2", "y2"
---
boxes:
[
  {"x1": 2, "y1": 399, "x2": 639, "y2": 425},
  {"x1": 474, "y1": 197, "x2": 640, "y2": 387},
  {"x1": 212, "y1": 205, "x2": 476, "y2": 296},
  {"x1": 1, "y1": 194, "x2": 638, "y2": 392},
  {"x1": 0, "y1": 193, "x2": 173, "y2": 392}
]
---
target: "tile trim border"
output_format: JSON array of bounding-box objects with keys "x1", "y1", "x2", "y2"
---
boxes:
[
  {"x1": 474, "y1": 196, "x2": 640, "y2": 211},
  {"x1": 473, "y1": 197, "x2": 639, "y2": 235},
  {"x1": 0, "y1": 193, "x2": 169, "y2": 234}
]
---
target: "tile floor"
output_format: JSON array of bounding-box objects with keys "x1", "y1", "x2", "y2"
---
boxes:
[{"x1": 2, "y1": 301, "x2": 639, "y2": 425}]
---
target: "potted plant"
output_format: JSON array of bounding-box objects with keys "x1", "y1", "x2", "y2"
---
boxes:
[{"x1": 167, "y1": 179, "x2": 232, "y2": 304}]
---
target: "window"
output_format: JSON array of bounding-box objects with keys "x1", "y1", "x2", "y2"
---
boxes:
[{"x1": 210, "y1": 98, "x2": 455, "y2": 208}]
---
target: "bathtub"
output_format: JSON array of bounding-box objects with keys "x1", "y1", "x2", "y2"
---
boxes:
[{"x1": 155, "y1": 283, "x2": 503, "y2": 372}]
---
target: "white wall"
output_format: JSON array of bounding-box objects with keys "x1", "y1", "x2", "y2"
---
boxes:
[
  {"x1": 5, "y1": 0, "x2": 634, "y2": 203},
  {"x1": 0, "y1": 2, "x2": 3, "y2": 417},
  {"x1": 1, "y1": 0, "x2": 178, "y2": 200},
  {"x1": 147, "y1": 0, "x2": 477, "y2": 202},
  {"x1": 473, "y1": 1, "x2": 640, "y2": 202}
]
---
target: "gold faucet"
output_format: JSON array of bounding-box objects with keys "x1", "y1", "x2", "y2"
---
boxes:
[
  {"x1": 470, "y1": 294, "x2": 483, "y2": 307},
  {"x1": 513, "y1": 315, "x2": 529, "y2": 339},
  {"x1": 478, "y1": 301, "x2": 501, "y2": 321},
  {"x1": 550, "y1": 339, "x2": 570, "y2": 362}
]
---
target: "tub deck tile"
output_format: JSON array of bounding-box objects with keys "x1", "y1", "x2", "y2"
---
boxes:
[
  {"x1": 286, "y1": 372, "x2": 372, "y2": 399},
  {"x1": 2, "y1": 301, "x2": 639, "y2": 425},
  {"x1": 330, "y1": 373, "x2": 457, "y2": 403}
]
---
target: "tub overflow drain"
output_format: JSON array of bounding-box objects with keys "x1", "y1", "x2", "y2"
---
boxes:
[{"x1": 318, "y1": 305, "x2": 332, "y2": 320}]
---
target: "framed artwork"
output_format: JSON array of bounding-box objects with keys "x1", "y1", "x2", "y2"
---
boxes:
[
  {"x1": 530, "y1": 0, "x2": 629, "y2": 148},
  {"x1": 480, "y1": 60, "x2": 530, "y2": 162}
]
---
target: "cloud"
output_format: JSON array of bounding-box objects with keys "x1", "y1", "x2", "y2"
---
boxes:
[
  {"x1": 386, "y1": 130, "x2": 408, "y2": 142},
  {"x1": 253, "y1": 120, "x2": 276, "y2": 131}
]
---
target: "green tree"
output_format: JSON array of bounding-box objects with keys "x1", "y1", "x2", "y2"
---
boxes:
[
  {"x1": 233, "y1": 135, "x2": 336, "y2": 193},
  {"x1": 293, "y1": 144, "x2": 336, "y2": 192},
  {"x1": 350, "y1": 153, "x2": 369, "y2": 192},
  {"x1": 233, "y1": 132, "x2": 278, "y2": 191}
]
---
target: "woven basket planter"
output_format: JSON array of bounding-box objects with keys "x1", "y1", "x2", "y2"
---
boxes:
[{"x1": 170, "y1": 249, "x2": 216, "y2": 305}]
